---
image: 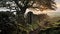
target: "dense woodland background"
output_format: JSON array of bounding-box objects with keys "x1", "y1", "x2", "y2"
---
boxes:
[{"x1": 0, "y1": 0, "x2": 60, "y2": 34}]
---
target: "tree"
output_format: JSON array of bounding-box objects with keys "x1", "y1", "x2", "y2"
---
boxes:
[
  {"x1": 12, "y1": 0, "x2": 56, "y2": 34},
  {"x1": 13, "y1": 0, "x2": 56, "y2": 12},
  {"x1": 12, "y1": 0, "x2": 56, "y2": 24},
  {"x1": 0, "y1": 0, "x2": 56, "y2": 34}
]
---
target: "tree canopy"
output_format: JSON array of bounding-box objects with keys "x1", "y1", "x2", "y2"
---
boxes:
[
  {"x1": 0, "y1": 0, "x2": 56, "y2": 13},
  {"x1": 13, "y1": 0, "x2": 56, "y2": 12},
  {"x1": 0, "y1": 0, "x2": 58, "y2": 34}
]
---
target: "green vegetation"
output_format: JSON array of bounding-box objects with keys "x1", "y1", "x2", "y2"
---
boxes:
[{"x1": 0, "y1": 0, "x2": 60, "y2": 34}]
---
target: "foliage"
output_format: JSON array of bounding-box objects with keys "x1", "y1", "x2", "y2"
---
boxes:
[
  {"x1": 0, "y1": 0, "x2": 58, "y2": 34},
  {"x1": 13, "y1": 0, "x2": 56, "y2": 12},
  {"x1": 0, "y1": 11, "x2": 17, "y2": 34}
]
